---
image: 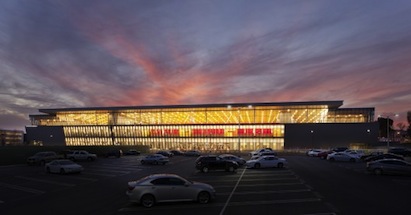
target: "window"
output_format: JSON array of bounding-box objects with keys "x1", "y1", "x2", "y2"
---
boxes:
[{"x1": 150, "y1": 178, "x2": 169, "y2": 185}]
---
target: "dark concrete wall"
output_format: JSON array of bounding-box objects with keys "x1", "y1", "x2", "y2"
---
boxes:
[
  {"x1": 25, "y1": 126, "x2": 65, "y2": 146},
  {"x1": 284, "y1": 122, "x2": 379, "y2": 149}
]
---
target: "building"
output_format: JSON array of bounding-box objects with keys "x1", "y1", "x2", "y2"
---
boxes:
[
  {"x1": 26, "y1": 100, "x2": 378, "y2": 150},
  {"x1": 0, "y1": 129, "x2": 25, "y2": 146}
]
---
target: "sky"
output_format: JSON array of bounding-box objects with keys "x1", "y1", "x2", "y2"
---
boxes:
[{"x1": 1, "y1": 0, "x2": 411, "y2": 131}]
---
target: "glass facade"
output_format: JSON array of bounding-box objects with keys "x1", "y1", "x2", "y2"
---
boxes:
[{"x1": 29, "y1": 101, "x2": 374, "y2": 151}]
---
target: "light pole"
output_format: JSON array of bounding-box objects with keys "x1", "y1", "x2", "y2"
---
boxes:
[
  {"x1": 379, "y1": 114, "x2": 399, "y2": 149},
  {"x1": 228, "y1": 105, "x2": 252, "y2": 152}
]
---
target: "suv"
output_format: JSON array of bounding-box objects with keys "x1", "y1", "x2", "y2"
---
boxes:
[
  {"x1": 105, "y1": 149, "x2": 123, "y2": 158},
  {"x1": 27, "y1": 151, "x2": 60, "y2": 165},
  {"x1": 195, "y1": 155, "x2": 239, "y2": 173},
  {"x1": 67, "y1": 150, "x2": 97, "y2": 161}
]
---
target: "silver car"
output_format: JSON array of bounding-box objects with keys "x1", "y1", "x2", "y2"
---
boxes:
[
  {"x1": 366, "y1": 159, "x2": 411, "y2": 175},
  {"x1": 126, "y1": 174, "x2": 216, "y2": 207},
  {"x1": 140, "y1": 154, "x2": 169, "y2": 165},
  {"x1": 326, "y1": 152, "x2": 359, "y2": 162},
  {"x1": 45, "y1": 159, "x2": 84, "y2": 174}
]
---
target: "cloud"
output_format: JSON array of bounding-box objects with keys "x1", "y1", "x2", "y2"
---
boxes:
[{"x1": 1, "y1": 0, "x2": 411, "y2": 130}]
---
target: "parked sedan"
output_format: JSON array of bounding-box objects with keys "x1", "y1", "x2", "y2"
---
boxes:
[
  {"x1": 126, "y1": 174, "x2": 216, "y2": 207},
  {"x1": 246, "y1": 155, "x2": 287, "y2": 169},
  {"x1": 27, "y1": 151, "x2": 60, "y2": 166},
  {"x1": 318, "y1": 150, "x2": 334, "y2": 159},
  {"x1": 326, "y1": 152, "x2": 359, "y2": 162},
  {"x1": 141, "y1": 154, "x2": 169, "y2": 165},
  {"x1": 306, "y1": 149, "x2": 324, "y2": 157},
  {"x1": 364, "y1": 153, "x2": 404, "y2": 162},
  {"x1": 219, "y1": 154, "x2": 246, "y2": 166},
  {"x1": 155, "y1": 150, "x2": 174, "y2": 157},
  {"x1": 184, "y1": 150, "x2": 201, "y2": 157},
  {"x1": 45, "y1": 159, "x2": 84, "y2": 174},
  {"x1": 388, "y1": 147, "x2": 411, "y2": 157},
  {"x1": 366, "y1": 159, "x2": 411, "y2": 175}
]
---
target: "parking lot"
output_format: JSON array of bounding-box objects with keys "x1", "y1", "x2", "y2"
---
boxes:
[{"x1": 1, "y1": 153, "x2": 411, "y2": 215}]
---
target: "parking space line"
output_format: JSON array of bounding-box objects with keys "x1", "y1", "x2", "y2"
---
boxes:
[
  {"x1": 81, "y1": 172, "x2": 116, "y2": 177},
  {"x1": 213, "y1": 182, "x2": 304, "y2": 188},
  {"x1": 86, "y1": 168, "x2": 130, "y2": 174},
  {"x1": 219, "y1": 167, "x2": 246, "y2": 215},
  {"x1": 218, "y1": 188, "x2": 311, "y2": 196},
  {"x1": 0, "y1": 181, "x2": 45, "y2": 194},
  {"x1": 203, "y1": 176, "x2": 298, "y2": 183},
  {"x1": 63, "y1": 175, "x2": 98, "y2": 182},
  {"x1": 226, "y1": 198, "x2": 322, "y2": 206},
  {"x1": 15, "y1": 176, "x2": 75, "y2": 187}
]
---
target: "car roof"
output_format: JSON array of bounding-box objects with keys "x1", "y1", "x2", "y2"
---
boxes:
[{"x1": 372, "y1": 158, "x2": 409, "y2": 163}]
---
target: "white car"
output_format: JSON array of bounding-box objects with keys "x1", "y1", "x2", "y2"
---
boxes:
[
  {"x1": 246, "y1": 155, "x2": 287, "y2": 168},
  {"x1": 327, "y1": 152, "x2": 360, "y2": 162},
  {"x1": 343, "y1": 150, "x2": 365, "y2": 158},
  {"x1": 249, "y1": 148, "x2": 274, "y2": 157},
  {"x1": 45, "y1": 159, "x2": 84, "y2": 174},
  {"x1": 126, "y1": 174, "x2": 216, "y2": 207},
  {"x1": 140, "y1": 154, "x2": 169, "y2": 165}
]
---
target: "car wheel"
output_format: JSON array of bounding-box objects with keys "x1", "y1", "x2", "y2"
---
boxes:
[
  {"x1": 46, "y1": 167, "x2": 51, "y2": 173},
  {"x1": 374, "y1": 168, "x2": 383, "y2": 175},
  {"x1": 40, "y1": 160, "x2": 46, "y2": 166},
  {"x1": 329, "y1": 158, "x2": 335, "y2": 162},
  {"x1": 141, "y1": 160, "x2": 145, "y2": 165},
  {"x1": 254, "y1": 163, "x2": 261, "y2": 169},
  {"x1": 227, "y1": 166, "x2": 234, "y2": 172},
  {"x1": 141, "y1": 194, "x2": 155, "y2": 208},
  {"x1": 60, "y1": 168, "x2": 65, "y2": 174},
  {"x1": 154, "y1": 161, "x2": 158, "y2": 165},
  {"x1": 87, "y1": 157, "x2": 93, "y2": 161},
  {"x1": 202, "y1": 166, "x2": 209, "y2": 173},
  {"x1": 197, "y1": 191, "x2": 211, "y2": 204},
  {"x1": 277, "y1": 163, "x2": 284, "y2": 168},
  {"x1": 349, "y1": 158, "x2": 356, "y2": 162}
]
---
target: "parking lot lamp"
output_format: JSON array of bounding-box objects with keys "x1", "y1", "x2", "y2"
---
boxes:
[{"x1": 379, "y1": 114, "x2": 399, "y2": 149}]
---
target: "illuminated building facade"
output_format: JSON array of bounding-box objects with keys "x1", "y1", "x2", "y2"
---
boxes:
[
  {"x1": 0, "y1": 129, "x2": 25, "y2": 146},
  {"x1": 26, "y1": 101, "x2": 378, "y2": 150}
]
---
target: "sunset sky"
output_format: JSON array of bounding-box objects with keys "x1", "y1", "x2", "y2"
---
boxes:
[{"x1": 1, "y1": 0, "x2": 411, "y2": 131}]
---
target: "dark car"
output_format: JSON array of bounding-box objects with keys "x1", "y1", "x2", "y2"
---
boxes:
[
  {"x1": 388, "y1": 147, "x2": 411, "y2": 157},
  {"x1": 360, "y1": 151, "x2": 384, "y2": 160},
  {"x1": 124, "y1": 149, "x2": 141, "y2": 156},
  {"x1": 184, "y1": 150, "x2": 201, "y2": 157},
  {"x1": 219, "y1": 154, "x2": 246, "y2": 166},
  {"x1": 332, "y1": 147, "x2": 349, "y2": 152},
  {"x1": 105, "y1": 149, "x2": 123, "y2": 158},
  {"x1": 170, "y1": 150, "x2": 185, "y2": 156},
  {"x1": 27, "y1": 151, "x2": 60, "y2": 165},
  {"x1": 367, "y1": 159, "x2": 411, "y2": 175},
  {"x1": 155, "y1": 150, "x2": 174, "y2": 157},
  {"x1": 364, "y1": 153, "x2": 404, "y2": 162},
  {"x1": 195, "y1": 155, "x2": 239, "y2": 173},
  {"x1": 318, "y1": 150, "x2": 333, "y2": 159}
]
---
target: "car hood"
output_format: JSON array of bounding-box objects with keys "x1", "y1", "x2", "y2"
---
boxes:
[
  {"x1": 63, "y1": 164, "x2": 83, "y2": 168},
  {"x1": 192, "y1": 181, "x2": 215, "y2": 190}
]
